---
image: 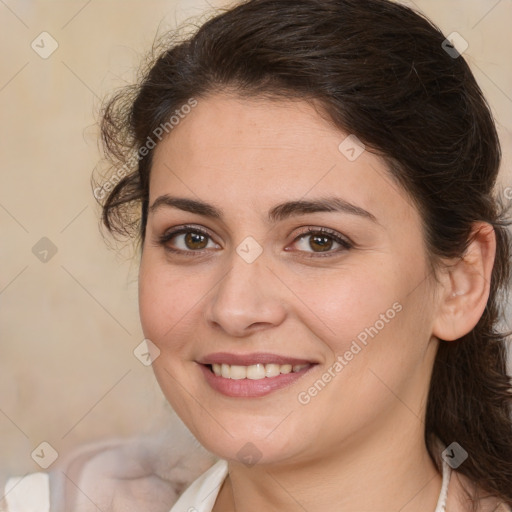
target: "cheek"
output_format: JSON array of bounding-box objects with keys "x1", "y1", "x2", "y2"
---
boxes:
[
  {"x1": 291, "y1": 262, "x2": 406, "y2": 348},
  {"x1": 138, "y1": 256, "x2": 195, "y2": 350},
  {"x1": 296, "y1": 259, "x2": 431, "y2": 403}
]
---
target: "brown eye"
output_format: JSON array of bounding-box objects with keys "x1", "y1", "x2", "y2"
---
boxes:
[
  {"x1": 183, "y1": 231, "x2": 209, "y2": 250},
  {"x1": 308, "y1": 234, "x2": 334, "y2": 252},
  {"x1": 157, "y1": 226, "x2": 219, "y2": 255},
  {"x1": 290, "y1": 227, "x2": 353, "y2": 257}
]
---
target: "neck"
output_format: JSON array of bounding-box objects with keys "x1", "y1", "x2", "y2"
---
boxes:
[{"x1": 214, "y1": 415, "x2": 442, "y2": 512}]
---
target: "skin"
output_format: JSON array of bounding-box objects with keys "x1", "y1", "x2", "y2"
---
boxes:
[{"x1": 138, "y1": 93, "x2": 496, "y2": 511}]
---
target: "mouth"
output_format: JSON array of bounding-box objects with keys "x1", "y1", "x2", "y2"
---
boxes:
[
  {"x1": 207, "y1": 362, "x2": 311, "y2": 380},
  {"x1": 197, "y1": 353, "x2": 318, "y2": 398}
]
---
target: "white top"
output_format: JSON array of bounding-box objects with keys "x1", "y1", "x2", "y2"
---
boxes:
[
  {"x1": 3, "y1": 472, "x2": 50, "y2": 512},
  {"x1": 168, "y1": 458, "x2": 452, "y2": 512},
  {"x1": 168, "y1": 459, "x2": 229, "y2": 512},
  {"x1": 3, "y1": 457, "x2": 452, "y2": 512}
]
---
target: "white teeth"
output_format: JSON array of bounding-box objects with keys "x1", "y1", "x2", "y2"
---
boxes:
[
  {"x1": 280, "y1": 364, "x2": 292, "y2": 374},
  {"x1": 265, "y1": 364, "x2": 280, "y2": 378},
  {"x1": 230, "y1": 365, "x2": 246, "y2": 380},
  {"x1": 210, "y1": 362, "x2": 309, "y2": 379},
  {"x1": 247, "y1": 363, "x2": 266, "y2": 380}
]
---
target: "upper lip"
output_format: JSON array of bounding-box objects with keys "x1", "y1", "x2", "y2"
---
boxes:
[{"x1": 198, "y1": 352, "x2": 317, "y2": 366}]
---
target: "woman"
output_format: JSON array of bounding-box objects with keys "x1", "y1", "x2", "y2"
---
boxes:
[{"x1": 3, "y1": 0, "x2": 511, "y2": 510}]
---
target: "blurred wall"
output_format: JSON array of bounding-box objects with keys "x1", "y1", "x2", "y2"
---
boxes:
[{"x1": 1, "y1": 0, "x2": 511, "y2": 478}]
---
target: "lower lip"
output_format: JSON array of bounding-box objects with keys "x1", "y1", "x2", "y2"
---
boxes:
[{"x1": 199, "y1": 363, "x2": 315, "y2": 398}]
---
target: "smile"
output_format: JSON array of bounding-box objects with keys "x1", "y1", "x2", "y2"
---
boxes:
[
  {"x1": 210, "y1": 362, "x2": 310, "y2": 380},
  {"x1": 198, "y1": 354, "x2": 317, "y2": 397}
]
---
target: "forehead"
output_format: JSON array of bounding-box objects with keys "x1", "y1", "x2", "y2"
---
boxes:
[
  {"x1": 153, "y1": 94, "x2": 341, "y2": 175},
  {"x1": 149, "y1": 93, "x2": 415, "y2": 227}
]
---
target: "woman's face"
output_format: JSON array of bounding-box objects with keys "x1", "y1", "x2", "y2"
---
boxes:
[{"x1": 139, "y1": 94, "x2": 440, "y2": 466}]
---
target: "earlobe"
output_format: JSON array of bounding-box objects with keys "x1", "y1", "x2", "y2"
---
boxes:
[{"x1": 432, "y1": 222, "x2": 496, "y2": 342}]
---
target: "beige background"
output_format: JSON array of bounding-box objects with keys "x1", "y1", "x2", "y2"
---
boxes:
[{"x1": 1, "y1": 0, "x2": 511, "y2": 480}]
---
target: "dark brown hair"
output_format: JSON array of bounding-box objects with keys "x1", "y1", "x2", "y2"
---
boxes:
[{"x1": 95, "y1": 0, "x2": 512, "y2": 507}]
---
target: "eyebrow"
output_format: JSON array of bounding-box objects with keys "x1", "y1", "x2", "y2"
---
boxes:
[{"x1": 149, "y1": 195, "x2": 378, "y2": 224}]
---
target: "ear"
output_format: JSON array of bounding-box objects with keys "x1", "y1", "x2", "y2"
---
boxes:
[{"x1": 432, "y1": 222, "x2": 496, "y2": 342}]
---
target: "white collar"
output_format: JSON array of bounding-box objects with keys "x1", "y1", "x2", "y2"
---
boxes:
[
  {"x1": 170, "y1": 457, "x2": 452, "y2": 512},
  {"x1": 435, "y1": 458, "x2": 452, "y2": 512}
]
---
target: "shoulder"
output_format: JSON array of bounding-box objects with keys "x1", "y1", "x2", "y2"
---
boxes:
[
  {"x1": 168, "y1": 459, "x2": 228, "y2": 512},
  {"x1": 2, "y1": 427, "x2": 217, "y2": 511},
  {"x1": 447, "y1": 469, "x2": 512, "y2": 512},
  {"x1": 431, "y1": 437, "x2": 511, "y2": 512},
  {"x1": 2, "y1": 472, "x2": 50, "y2": 511},
  {"x1": 54, "y1": 429, "x2": 217, "y2": 510}
]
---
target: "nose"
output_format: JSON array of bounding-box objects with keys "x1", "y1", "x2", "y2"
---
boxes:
[{"x1": 205, "y1": 247, "x2": 287, "y2": 337}]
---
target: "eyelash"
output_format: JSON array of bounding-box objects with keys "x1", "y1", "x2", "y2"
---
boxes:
[{"x1": 156, "y1": 224, "x2": 353, "y2": 258}]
